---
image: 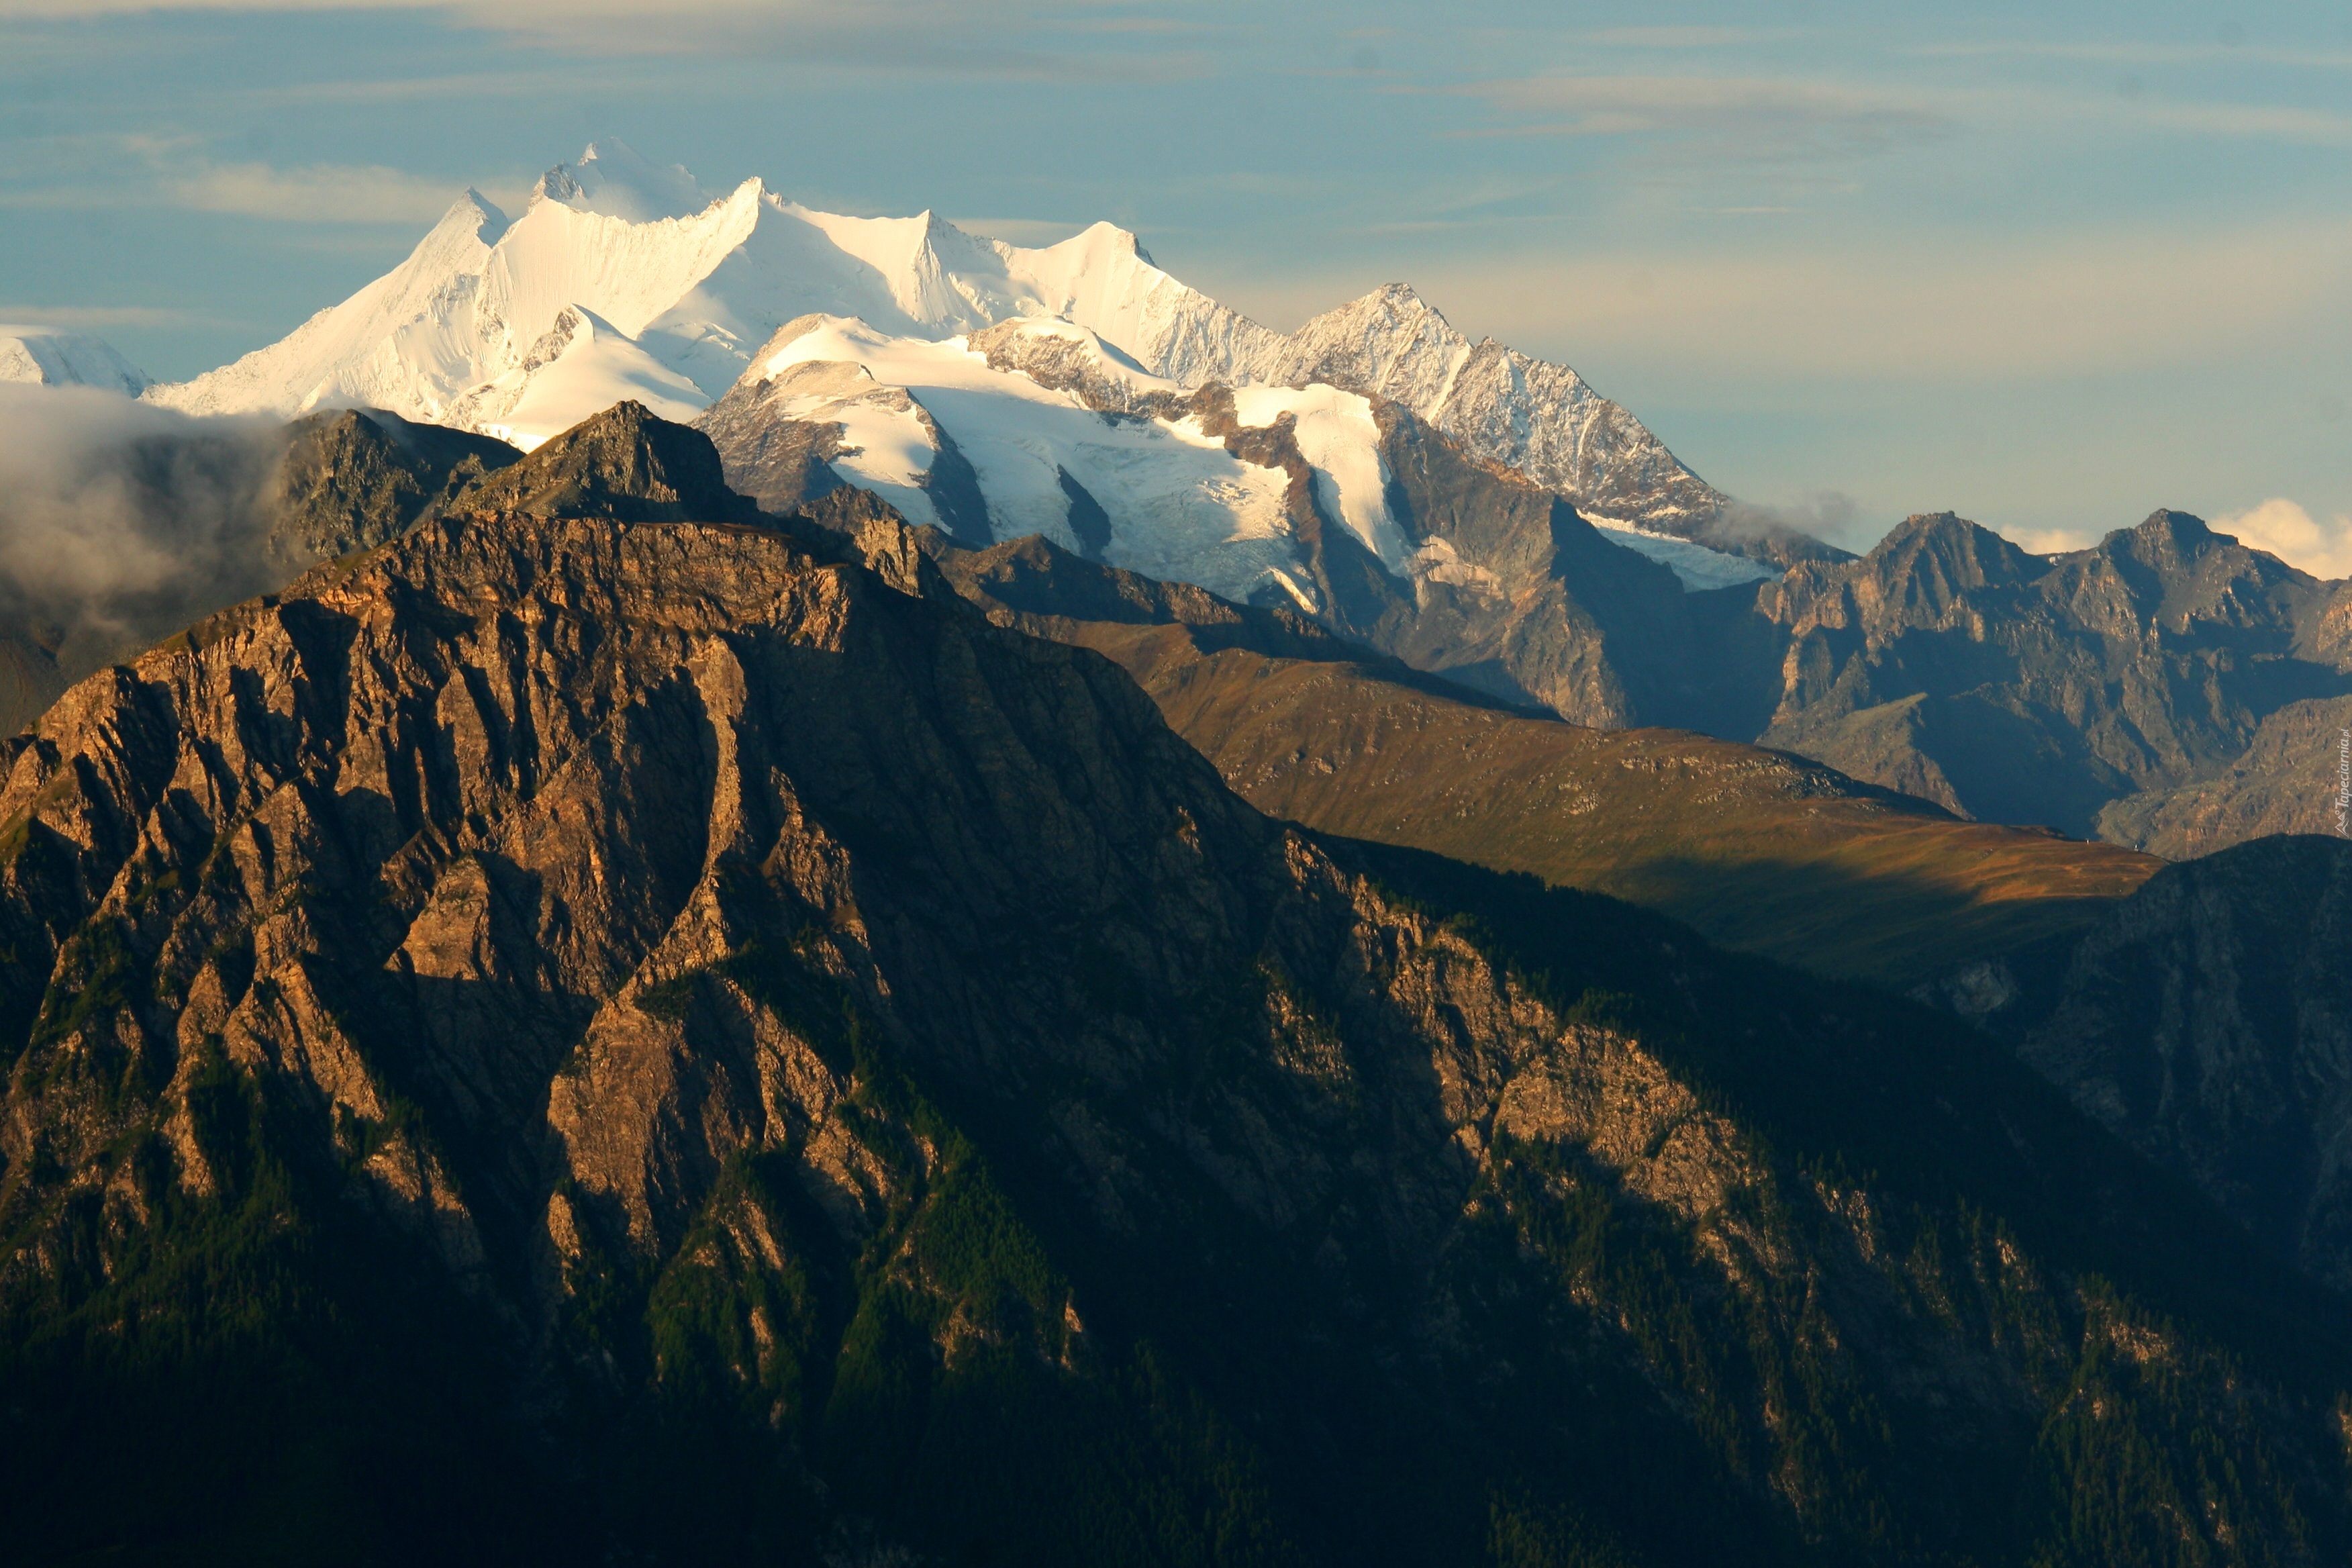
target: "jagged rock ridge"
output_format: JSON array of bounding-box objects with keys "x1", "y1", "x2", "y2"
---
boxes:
[{"x1": 1749, "y1": 508, "x2": 2352, "y2": 836}]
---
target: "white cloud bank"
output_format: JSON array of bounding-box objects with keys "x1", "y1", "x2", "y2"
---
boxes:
[{"x1": 2213, "y1": 498, "x2": 2352, "y2": 580}]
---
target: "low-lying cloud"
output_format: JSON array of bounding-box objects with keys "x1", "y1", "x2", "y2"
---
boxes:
[
  {"x1": 1715, "y1": 490, "x2": 1879, "y2": 552},
  {"x1": 2212, "y1": 497, "x2": 2352, "y2": 580},
  {"x1": 0, "y1": 384, "x2": 286, "y2": 679}
]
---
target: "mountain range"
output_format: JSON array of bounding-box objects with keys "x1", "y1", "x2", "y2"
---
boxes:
[
  {"x1": 6, "y1": 142, "x2": 2352, "y2": 1563},
  {"x1": 144, "y1": 140, "x2": 1747, "y2": 561},
  {"x1": 3, "y1": 408, "x2": 2349, "y2": 1567},
  {"x1": 60, "y1": 138, "x2": 2332, "y2": 854}
]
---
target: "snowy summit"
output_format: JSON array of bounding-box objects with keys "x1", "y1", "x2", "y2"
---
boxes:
[
  {"x1": 1, "y1": 324, "x2": 149, "y2": 395},
  {"x1": 148, "y1": 144, "x2": 1718, "y2": 511},
  {"x1": 140, "y1": 140, "x2": 1771, "y2": 599}
]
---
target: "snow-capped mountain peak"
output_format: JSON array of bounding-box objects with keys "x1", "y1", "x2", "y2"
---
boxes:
[
  {"x1": 451, "y1": 187, "x2": 513, "y2": 246},
  {"x1": 533, "y1": 139, "x2": 714, "y2": 223},
  {"x1": 145, "y1": 143, "x2": 1727, "y2": 541},
  {"x1": 0, "y1": 324, "x2": 150, "y2": 395}
]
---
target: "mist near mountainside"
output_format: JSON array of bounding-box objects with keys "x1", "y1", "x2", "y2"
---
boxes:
[
  {"x1": 0, "y1": 387, "x2": 284, "y2": 687},
  {"x1": 0, "y1": 390, "x2": 522, "y2": 734}
]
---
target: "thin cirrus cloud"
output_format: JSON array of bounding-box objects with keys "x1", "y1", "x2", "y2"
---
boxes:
[
  {"x1": 1912, "y1": 39, "x2": 2352, "y2": 70},
  {"x1": 0, "y1": 0, "x2": 1147, "y2": 72},
  {"x1": 2126, "y1": 100, "x2": 2352, "y2": 148},
  {"x1": 1455, "y1": 75, "x2": 1955, "y2": 161},
  {"x1": 0, "y1": 304, "x2": 197, "y2": 328},
  {"x1": 1577, "y1": 28, "x2": 1805, "y2": 49},
  {"x1": 1377, "y1": 213, "x2": 2352, "y2": 383},
  {"x1": 173, "y1": 160, "x2": 485, "y2": 224},
  {"x1": 0, "y1": 137, "x2": 509, "y2": 226},
  {"x1": 1456, "y1": 72, "x2": 2352, "y2": 160}
]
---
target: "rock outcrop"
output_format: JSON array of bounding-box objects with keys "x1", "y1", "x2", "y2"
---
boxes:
[
  {"x1": 266, "y1": 405, "x2": 518, "y2": 565},
  {"x1": 443, "y1": 398, "x2": 756, "y2": 523}
]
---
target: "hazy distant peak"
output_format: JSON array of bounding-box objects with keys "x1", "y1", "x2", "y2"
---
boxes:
[
  {"x1": 533, "y1": 138, "x2": 714, "y2": 223},
  {"x1": 0, "y1": 324, "x2": 150, "y2": 395}
]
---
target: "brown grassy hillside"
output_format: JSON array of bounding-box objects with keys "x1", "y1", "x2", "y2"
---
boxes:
[{"x1": 1124, "y1": 633, "x2": 2153, "y2": 988}]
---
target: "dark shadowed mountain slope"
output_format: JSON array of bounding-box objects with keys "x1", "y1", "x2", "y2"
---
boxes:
[
  {"x1": 1920, "y1": 834, "x2": 2352, "y2": 1295},
  {"x1": 448, "y1": 397, "x2": 761, "y2": 523},
  {"x1": 2096, "y1": 697, "x2": 2352, "y2": 856},
  {"x1": 1, "y1": 497, "x2": 2346, "y2": 1565},
  {"x1": 931, "y1": 532, "x2": 2159, "y2": 991},
  {"x1": 266, "y1": 406, "x2": 518, "y2": 567},
  {"x1": 1751, "y1": 510, "x2": 2352, "y2": 836}
]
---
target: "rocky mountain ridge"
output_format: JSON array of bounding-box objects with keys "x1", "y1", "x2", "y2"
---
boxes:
[{"x1": 1749, "y1": 509, "x2": 2352, "y2": 837}]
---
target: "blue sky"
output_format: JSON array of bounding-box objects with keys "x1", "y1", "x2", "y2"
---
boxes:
[{"x1": 1, "y1": 0, "x2": 2346, "y2": 556}]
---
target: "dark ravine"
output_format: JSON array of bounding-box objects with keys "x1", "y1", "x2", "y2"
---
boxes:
[{"x1": 3, "y1": 413, "x2": 2350, "y2": 1565}]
